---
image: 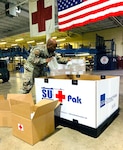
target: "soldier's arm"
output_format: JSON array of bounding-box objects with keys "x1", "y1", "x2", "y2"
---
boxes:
[
  {"x1": 57, "y1": 56, "x2": 71, "y2": 64},
  {"x1": 27, "y1": 48, "x2": 45, "y2": 64},
  {"x1": 29, "y1": 49, "x2": 52, "y2": 65}
]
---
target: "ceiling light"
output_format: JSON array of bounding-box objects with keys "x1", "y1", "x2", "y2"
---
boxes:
[
  {"x1": 75, "y1": 53, "x2": 90, "y2": 56},
  {"x1": 52, "y1": 36, "x2": 57, "y2": 39},
  {"x1": 0, "y1": 42, "x2": 7, "y2": 45},
  {"x1": 15, "y1": 38, "x2": 24, "y2": 42},
  {"x1": 36, "y1": 42, "x2": 44, "y2": 45},
  {"x1": 27, "y1": 40, "x2": 35, "y2": 44},
  {"x1": 11, "y1": 44, "x2": 18, "y2": 47},
  {"x1": 56, "y1": 38, "x2": 66, "y2": 42}
]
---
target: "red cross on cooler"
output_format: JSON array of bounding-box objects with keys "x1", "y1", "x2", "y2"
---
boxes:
[
  {"x1": 18, "y1": 123, "x2": 24, "y2": 131},
  {"x1": 56, "y1": 91, "x2": 65, "y2": 103}
]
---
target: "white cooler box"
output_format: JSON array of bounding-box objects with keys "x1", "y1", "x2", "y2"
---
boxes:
[{"x1": 35, "y1": 74, "x2": 120, "y2": 129}]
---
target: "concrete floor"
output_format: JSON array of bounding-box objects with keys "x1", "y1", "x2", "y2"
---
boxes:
[{"x1": 0, "y1": 70, "x2": 123, "y2": 150}]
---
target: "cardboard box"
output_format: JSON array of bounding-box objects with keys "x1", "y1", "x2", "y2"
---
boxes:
[
  {"x1": 9, "y1": 97, "x2": 59, "y2": 145},
  {"x1": 7, "y1": 93, "x2": 34, "y2": 106},
  {"x1": 7, "y1": 62, "x2": 15, "y2": 72},
  {"x1": 0, "y1": 95, "x2": 12, "y2": 127},
  {"x1": 0, "y1": 93, "x2": 34, "y2": 127},
  {"x1": 35, "y1": 74, "x2": 120, "y2": 128},
  {"x1": 0, "y1": 95, "x2": 6, "y2": 100}
]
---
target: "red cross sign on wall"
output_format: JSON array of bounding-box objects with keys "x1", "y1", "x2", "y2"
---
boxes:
[{"x1": 32, "y1": 0, "x2": 52, "y2": 32}]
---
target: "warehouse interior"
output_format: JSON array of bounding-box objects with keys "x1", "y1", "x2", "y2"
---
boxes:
[
  {"x1": 0, "y1": 0, "x2": 123, "y2": 71},
  {"x1": 0, "y1": 0, "x2": 123, "y2": 149}
]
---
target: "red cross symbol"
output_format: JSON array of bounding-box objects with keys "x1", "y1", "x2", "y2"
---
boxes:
[
  {"x1": 32, "y1": 0, "x2": 52, "y2": 32},
  {"x1": 56, "y1": 91, "x2": 65, "y2": 103},
  {"x1": 18, "y1": 124, "x2": 23, "y2": 131}
]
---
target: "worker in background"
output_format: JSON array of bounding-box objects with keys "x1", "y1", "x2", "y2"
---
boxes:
[{"x1": 20, "y1": 38, "x2": 57, "y2": 94}]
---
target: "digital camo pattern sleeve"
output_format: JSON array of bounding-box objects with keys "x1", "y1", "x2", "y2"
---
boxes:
[
  {"x1": 24, "y1": 47, "x2": 48, "y2": 72},
  {"x1": 56, "y1": 55, "x2": 70, "y2": 64},
  {"x1": 29, "y1": 47, "x2": 48, "y2": 65}
]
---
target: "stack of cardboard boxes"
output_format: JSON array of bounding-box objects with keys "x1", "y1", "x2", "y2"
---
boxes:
[{"x1": 0, "y1": 93, "x2": 59, "y2": 145}]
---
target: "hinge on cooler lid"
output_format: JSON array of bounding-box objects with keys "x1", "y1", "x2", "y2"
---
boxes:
[
  {"x1": 100, "y1": 75, "x2": 106, "y2": 79},
  {"x1": 72, "y1": 80, "x2": 78, "y2": 85},
  {"x1": 76, "y1": 74, "x2": 80, "y2": 78},
  {"x1": 44, "y1": 78, "x2": 48, "y2": 83},
  {"x1": 71, "y1": 75, "x2": 80, "y2": 85}
]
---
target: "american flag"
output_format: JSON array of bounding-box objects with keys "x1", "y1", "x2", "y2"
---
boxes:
[{"x1": 57, "y1": 0, "x2": 123, "y2": 31}]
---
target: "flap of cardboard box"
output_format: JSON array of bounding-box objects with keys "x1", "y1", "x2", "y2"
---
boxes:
[
  {"x1": 33, "y1": 99, "x2": 60, "y2": 118},
  {"x1": 0, "y1": 100, "x2": 10, "y2": 111},
  {"x1": 0, "y1": 95, "x2": 5, "y2": 100},
  {"x1": 10, "y1": 99, "x2": 32, "y2": 119},
  {"x1": 7, "y1": 93, "x2": 34, "y2": 106}
]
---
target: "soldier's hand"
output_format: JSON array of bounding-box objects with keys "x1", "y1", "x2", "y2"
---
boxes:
[
  {"x1": 68, "y1": 57, "x2": 72, "y2": 61},
  {"x1": 46, "y1": 57, "x2": 53, "y2": 63}
]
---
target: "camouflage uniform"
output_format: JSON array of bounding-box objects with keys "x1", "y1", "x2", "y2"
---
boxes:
[
  {"x1": 57, "y1": 56, "x2": 71, "y2": 64},
  {"x1": 21, "y1": 46, "x2": 49, "y2": 94}
]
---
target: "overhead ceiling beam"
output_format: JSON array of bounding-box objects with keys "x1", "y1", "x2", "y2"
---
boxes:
[{"x1": 112, "y1": 17, "x2": 123, "y2": 27}]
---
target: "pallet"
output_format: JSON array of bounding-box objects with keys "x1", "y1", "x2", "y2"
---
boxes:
[{"x1": 55, "y1": 108, "x2": 120, "y2": 138}]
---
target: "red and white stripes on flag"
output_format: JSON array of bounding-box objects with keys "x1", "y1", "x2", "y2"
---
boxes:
[
  {"x1": 57, "y1": 0, "x2": 123, "y2": 32},
  {"x1": 29, "y1": 0, "x2": 55, "y2": 37}
]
